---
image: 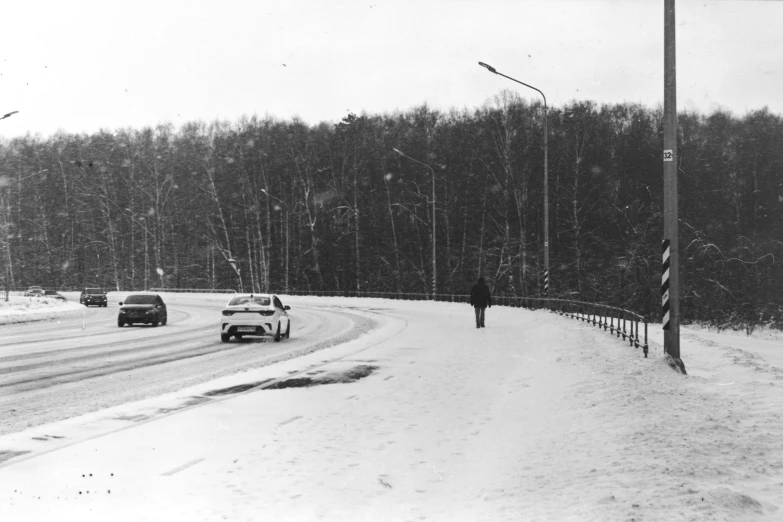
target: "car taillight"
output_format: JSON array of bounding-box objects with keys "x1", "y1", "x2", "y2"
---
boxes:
[
  {"x1": 222, "y1": 310, "x2": 235, "y2": 316},
  {"x1": 258, "y1": 310, "x2": 274, "y2": 316}
]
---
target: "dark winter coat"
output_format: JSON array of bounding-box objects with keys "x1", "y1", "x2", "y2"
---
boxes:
[{"x1": 470, "y1": 278, "x2": 492, "y2": 308}]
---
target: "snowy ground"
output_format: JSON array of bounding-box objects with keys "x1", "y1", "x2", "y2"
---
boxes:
[
  {"x1": 0, "y1": 296, "x2": 781, "y2": 521},
  {"x1": 0, "y1": 293, "x2": 85, "y2": 325}
]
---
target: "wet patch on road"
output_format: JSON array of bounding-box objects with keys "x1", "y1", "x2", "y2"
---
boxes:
[
  {"x1": 113, "y1": 413, "x2": 149, "y2": 422},
  {"x1": 0, "y1": 450, "x2": 31, "y2": 464},
  {"x1": 29, "y1": 434, "x2": 65, "y2": 442},
  {"x1": 202, "y1": 379, "x2": 275, "y2": 397},
  {"x1": 155, "y1": 396, "x2": 211, "y2": 414},
  {"x1": 266, "y1": 365, "x2": 379, "y2": 389}
]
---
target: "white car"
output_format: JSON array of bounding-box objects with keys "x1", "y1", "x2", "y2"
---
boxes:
[{"x1": 220, "y1": 293, "x2": 291, "y2": 343}]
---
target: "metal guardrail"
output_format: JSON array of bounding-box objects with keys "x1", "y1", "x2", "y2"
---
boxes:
[
  {"x1": 534, "y1": 297, "x2": 649, "y2": 358},
  {"x1": 148, "y1": 288, "x2": 236, "y2": 294},
  {"x1": 283, "y1": 290, "x2": 649, "y2": 358}
]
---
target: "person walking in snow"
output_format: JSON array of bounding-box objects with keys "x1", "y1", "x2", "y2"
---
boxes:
[{"x1": 470, "y1": 277, "x2": 492, "y2": 328}]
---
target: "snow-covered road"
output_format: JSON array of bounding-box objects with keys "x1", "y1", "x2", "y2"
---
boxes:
[
  {"x1": 0, "y1": 293, "x2": 379, "y2": 436},
  {"x1": 0, "y1": 296, "x2": 781, "y2": 521}
]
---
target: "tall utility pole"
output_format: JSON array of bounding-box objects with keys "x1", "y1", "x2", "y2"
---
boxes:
[
  {"x1": 663, "y1": 0, "x2": 685, "y2": 373},
  {"x1": 478, "y1": 62, "x2": 549, "y2": 297},
  {"x1": 392, "y1": 148, "x2": 437, "y2": 299}
]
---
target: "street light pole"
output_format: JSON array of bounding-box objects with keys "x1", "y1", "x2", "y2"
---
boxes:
[
  {"x1": 478, "y1": 62, "x2": 549, "y2": 298},
  {"x1": 1, "y1": 110, "x2": 22, "y2": 301},
  {"x1": 1, "y1": 191, "x2": 11, "y2": 302},
  {"x1": 261, "y1": 189, "x2": 290, "y2": 294},
  {"x1": 393, "y1": 148, "x2": 437, "y2": 299}
]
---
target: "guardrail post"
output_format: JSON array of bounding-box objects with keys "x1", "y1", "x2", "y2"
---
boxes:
[
  {"x1": 621, "y1": 312, "x2": 626, "y2": 340},
  {"x1": 643, "y1": 319, "x2": 649, "y2": 358}
]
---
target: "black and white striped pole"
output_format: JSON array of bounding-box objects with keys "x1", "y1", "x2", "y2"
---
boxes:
[
  {"x1": 663, "y1": 0, "x2": 685, "y2": 373},
  {"x1": 661, "y1": 239, "x2": 671, "y2": 332},
  {"x1": 544, "y1": 269, "x2": 549, "y2": 297}
]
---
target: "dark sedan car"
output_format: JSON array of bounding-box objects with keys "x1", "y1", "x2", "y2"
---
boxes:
[
  {"x1": 80, "y1": 287, "x2": 108, "y2": 307},
  {"x1": 117, "y1": 294, "x2": 167, "y2": 327}
]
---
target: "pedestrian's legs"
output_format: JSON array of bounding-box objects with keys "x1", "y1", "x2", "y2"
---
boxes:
[
  {"x1": 479, "y1": 307, "x2": 486, "y2": 327},
  {"x1": 474, "y1": 306, "x2": 481, "y2": 328}
]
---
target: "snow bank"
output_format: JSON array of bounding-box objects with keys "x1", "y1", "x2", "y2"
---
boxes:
[{"x1": 0, "y1": 295, "x2": 85, "y2": 325}]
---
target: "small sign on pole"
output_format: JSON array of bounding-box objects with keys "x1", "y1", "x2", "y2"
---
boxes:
[{"x1": 663, "y1": 149, "x2": 673, "y2": 162}]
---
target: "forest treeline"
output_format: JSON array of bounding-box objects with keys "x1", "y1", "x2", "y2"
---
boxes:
[{"x1": 1, "y1": 92, "x2": 782, "y2": 330}]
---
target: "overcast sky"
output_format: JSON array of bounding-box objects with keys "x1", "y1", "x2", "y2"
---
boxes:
[{"x1": 1, "y1": 0, "x2": 781, "y2": 138}]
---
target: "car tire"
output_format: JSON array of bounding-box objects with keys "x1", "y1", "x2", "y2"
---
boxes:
[
  {"x1": 285, "y1": 321, "x2": 291, "y2": 339},
  {"x1": 118, "y1": 320, "x2": 125, "y2": 327},
  {"x1": 161, "y1": 316, "x2": 167, "y2": 326},
  {"x1": 274, "y1": 323, "x2": 281, "y2": 342},
  {"x1": 221, "y1": 333, "x2": 230, "y2": 343}
]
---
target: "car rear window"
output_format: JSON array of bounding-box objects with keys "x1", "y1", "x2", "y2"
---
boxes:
[
  {"x1": 228, "y1": 296, "x2": 271, "y2": 306},
  {"x1": 86, "y1": 288, "x2": 104, "y2": 294},
  {"x1": 125, "y1": 295, "x2": 158, "y2": 305}
]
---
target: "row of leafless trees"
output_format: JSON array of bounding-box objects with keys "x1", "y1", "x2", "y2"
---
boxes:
[{"x1": 1, "y1": 93, "x2": 781, "y2": 329}]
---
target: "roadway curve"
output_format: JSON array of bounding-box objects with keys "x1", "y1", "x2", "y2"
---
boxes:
[{"x1": 0, "y1": 293, "x2": 380, "y2": 437}]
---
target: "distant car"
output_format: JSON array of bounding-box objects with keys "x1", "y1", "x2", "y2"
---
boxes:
[
  {"x1": 80, "y1": 287, "x2": 108, "y2": 307},
  {"x1": 117, "y1": 294, "x2": 167, "y2": 327},
  {"x1": 24, "y1": 286, "x2": 45, "y2": 297},
  {"x1": 43, "y1": 290, "x2": 67, "y2": 301},
  {"x1": 220, "y1": 293, "x2": 291, "y2": 342}
]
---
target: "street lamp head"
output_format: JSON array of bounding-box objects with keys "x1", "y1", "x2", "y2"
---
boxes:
[
  {"x1": 478, "y1": 62, "x2": 497, "y2": 74},
  {"x1": 392, "y1": 148, "x2": 404, "y2": 156}
]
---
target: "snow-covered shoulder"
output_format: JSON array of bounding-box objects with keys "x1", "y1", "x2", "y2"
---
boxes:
[{"x1": 0, "y1": 295, "x2": 85, "y2": 325}]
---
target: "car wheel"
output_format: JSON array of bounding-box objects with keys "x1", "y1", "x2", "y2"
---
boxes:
[
  {"x1": 274, "y1": 323, "x2": 281, "y2": 342},
  {"x1": 285, "y1": 321, "x2": 291, "y2": 339},
  {"x1": 221, "y1": 333, "x2": 230, "y2": 343},
  {"x1": 161, "y1": 315, "x2": 167, "y2": 326},
  {"x1": 118, "y1": 320, "x2": 125, "y2": 327}
]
